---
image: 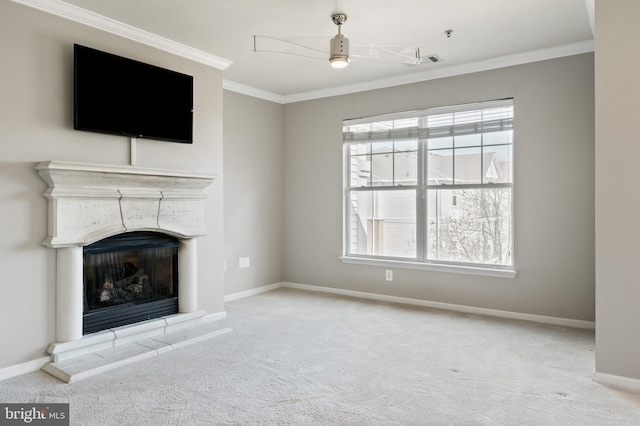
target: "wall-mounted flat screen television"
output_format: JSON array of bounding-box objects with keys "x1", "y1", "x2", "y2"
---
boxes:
[{"x1": 74, "y1": 44, "x2": 193, "y2": 144}]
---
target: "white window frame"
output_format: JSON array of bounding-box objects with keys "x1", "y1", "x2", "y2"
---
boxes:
[{"x1": 340, "y1": 99, "x2": 517, "y2": 278}]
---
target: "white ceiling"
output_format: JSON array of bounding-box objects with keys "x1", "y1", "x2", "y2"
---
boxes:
[{"x1": 54, "y1": 0, "x2": 594, "y2": 100}]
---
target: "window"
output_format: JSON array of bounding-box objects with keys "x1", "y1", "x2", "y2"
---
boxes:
[{"x1": 343, "y1": 99, "x2": 514, "y2": 273}]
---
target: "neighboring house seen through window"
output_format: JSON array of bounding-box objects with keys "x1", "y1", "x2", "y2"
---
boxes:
[{"x1": 342, "y1": 99, "x2": 514, "y2": 272}]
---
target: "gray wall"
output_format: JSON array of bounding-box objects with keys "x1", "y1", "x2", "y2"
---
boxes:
[
  {"x1": 223, "y1": 91, "x2": 285, "y2": 295},
  {"x1": 0, "y1": 0, "x2": 600, "y2": 374},
  {"x1": 0, "y1": 2, "x2": 225, "y2": 368},
  {"x1": 595, "y1": 0, "x2": 640, "y2": 381},
  {"x1": 284, "y1": 53, "x2": 595, "y2": 321}
]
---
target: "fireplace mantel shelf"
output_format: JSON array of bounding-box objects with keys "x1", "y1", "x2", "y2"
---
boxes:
[
  {"x1": 36, "y1": 160, "x2": 218, "y2": 182},
  {"x1": 36, "y1": 161, "x2": 217, "y2": 247}
]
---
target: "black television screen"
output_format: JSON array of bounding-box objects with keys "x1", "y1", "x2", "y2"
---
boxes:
[{"x1": 74, "y1": 44, "x2": 193, "y2": 144}]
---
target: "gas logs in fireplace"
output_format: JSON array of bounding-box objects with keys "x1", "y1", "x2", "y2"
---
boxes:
[{"x1": 83, "y1": 231, "x2": 180, "y2": 334}]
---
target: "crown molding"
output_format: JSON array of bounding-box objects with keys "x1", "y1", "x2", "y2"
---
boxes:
[
  {"x1": 10, "y1": 0, "x2": 232, "y2": 70},
  {"x1": 282, "y1": 39, "x2": 595, "y2": 104},
  {"x1": 222, "y1": 39, "x2": 594, "y2": 104},
  {"x1": 223, "y1": 80, "x2": 285, "y2": 104},
  {"x1": 13, "y1": 0, "x2": 592, "y2": 103}
]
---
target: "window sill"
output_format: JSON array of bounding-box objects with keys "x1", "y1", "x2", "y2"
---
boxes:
[{"x1": 339, "y1": 256, "x2": 517, "y2": 279}]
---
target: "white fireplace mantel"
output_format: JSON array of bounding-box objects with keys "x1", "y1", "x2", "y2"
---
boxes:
[
  {"x1": 36, "y1": 160, "x2": 216, "y2": 247},
  {"x1": 36, "y1": 160, "x2": 217, "y2": 343}
]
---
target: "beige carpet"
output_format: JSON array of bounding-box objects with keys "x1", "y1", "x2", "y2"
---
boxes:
[{"x1": 1, "y1": 287, "x2": 639, "y2": 425}]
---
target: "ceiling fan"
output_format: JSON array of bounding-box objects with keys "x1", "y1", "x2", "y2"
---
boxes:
[{"x1": 253, "y1": 13, "x2": 443, "y2": 69}]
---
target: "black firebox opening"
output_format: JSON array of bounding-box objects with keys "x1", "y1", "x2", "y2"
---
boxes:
[{"x1": 83, "y1": 231, "x2": 179, "y2": 334}]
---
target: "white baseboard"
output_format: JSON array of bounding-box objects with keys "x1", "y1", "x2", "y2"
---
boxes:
[
  {"x1": 224, "y1": 282, "x2": 283, "y2": 302},
  {"x1": 202, "y1": 311, "x2": 227, "y2": 322},
  {"x1": 0, "y1": 356, "x2": 50, "y2": 382},
  {"x1": 593, "y1": 372, "x2": 640, "y2": 392},
  {"x1": 282, "y1": 282, "x2": 596, "y2": 330}
]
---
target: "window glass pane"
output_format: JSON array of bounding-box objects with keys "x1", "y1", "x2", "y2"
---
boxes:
[
  {"x1": 371, "y1": 153, "x2": 393, "y2": 186},
  {"x1": 395, "y1": 150, "x2": 417, "y2": 186},
  {"x1": 483, "y1": 145, "x2": 512, "y2": 184},
  {"x1": 372, "y1": 141, "x2": 394, "y2": 154},
  {"x1": 349, "y1": 143, "x2": 370, "y2": 155},
  {"x1": 347, "y1": 144, "x2": 371, "y2": 187},
  {"x1": 347, "y1": 190, "x2": 416, "y2": 258},
  {"x1": 483, "y1": 130, "x2": 512, "y2": 146},
  {"x1": 427, "y1": 137, "x2": 453, "y2": 150},
  {"x1": 454, "y1": 134, "x2": 481, "y2": 148},
  {"x1": 427, "y1": 150, "x2": 453, "y2": 185},
  {"x1": 349, "y1": 142, "x2": 419, "y2": 187},
  {"x1": 350, "y1": 154, "x2": 371, "y2": 187},
  {"x1": 427, "y1": 188, "x2": 512, "y2": 266},
  {"x1": 454, "y1": 147, "x2": 482, "y2": 185},
  {"x1": 395, "y1": 140, "x2": 417, "y2": 152}
]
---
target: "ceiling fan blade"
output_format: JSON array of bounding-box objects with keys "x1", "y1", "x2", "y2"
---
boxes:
[
  {"x1": 253, "y1": 35, "x2": 329, "y2": 61},
  {"x1": 350, "y1": 43, "x2": 419, "y2": 60}
]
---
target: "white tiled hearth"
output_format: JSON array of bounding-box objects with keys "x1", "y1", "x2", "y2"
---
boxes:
[
  {"x1": 43, "y1": 311, "x2": 232, "y2": 383},
  {"x1": 35, "y1": 161, "x2": 230, "y2": 382}
]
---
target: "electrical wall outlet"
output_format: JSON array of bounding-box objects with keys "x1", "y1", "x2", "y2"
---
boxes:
[
  {"x1": 385, "y1": 270, "x2": 393, "y2": 281},
  {"x1": 239, "y1": 257, "x2": 250, "y2": 268}
]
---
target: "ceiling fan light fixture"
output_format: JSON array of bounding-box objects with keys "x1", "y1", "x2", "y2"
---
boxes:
[
  {"x1": 329, "y1": 33, "x2": 350, "y2": 68},
  {"x1": 329, "y1": 13, "x2": 349, "y2": 68}
]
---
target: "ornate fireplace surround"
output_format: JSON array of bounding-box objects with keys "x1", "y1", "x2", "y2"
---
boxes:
[{"x1": 36, "y1": 161, "x2": 219, "y2": 370}]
